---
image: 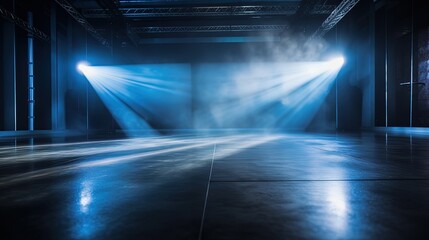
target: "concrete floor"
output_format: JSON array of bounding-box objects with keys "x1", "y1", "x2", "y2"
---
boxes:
[{"x1": 0, "y1": 131, "x2": 428, "y2": 239}]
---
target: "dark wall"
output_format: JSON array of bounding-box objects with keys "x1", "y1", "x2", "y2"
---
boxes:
[
  {"x1": 0, "y1": 19, "x2": 4, "y2": 130},
  {"x1": 15, "y1": 28, "x2": 28, "y2": 130},
  {"x1": 0, "y1": 0, "x2": 52, "y2": 130},
  {"x1": 1, "y1": 0, "x2": 399, "y2": 132},
  {"x1": 415, "y1": 2, "x2": 429, "y2": 126},
  {"x1": 33, "y1": 25, "x2": 52, "y2": 130},
  {"x1": 319, "y1": 0, "x2": 374, "y2": 131},
  {"x1": 374, "y1": 0, "x2": 429, "y2": 127},
  {"x1": 374, "y1": 6, "x2": 386, "y2": 127}
]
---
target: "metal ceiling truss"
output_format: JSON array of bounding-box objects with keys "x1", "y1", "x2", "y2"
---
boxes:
[
  {"x1": 96, "y1": 0, "x2": 121, "y2": 16},
  {"x1": 131, "y1": 24, "x2": 288, "y2": 34},
  {"x1": 54, "y1": 0, "x2": 110, "y2": 47},
  {"x1": 94, "y1": 0, "x2": 140, "y2": 46},
  {"x1": 0, "y1": 5, "x2": 49, "y2": 41},
  {"x1": 295, "y1": 0, "x2": 321, "y2": 16},
  {"x1": 117, "y1": 0, "x2": 302, "y2": 6},
  {"x1": 82, "y1": 5, "x2": 301, "y2": 18},
  {"x1": 125, "y1": 23, "x2": 142, "y2": 46},
  {"x1": 312, "y1": 0, "x2": 361, "y2": 38},
  {"x1": 310, "y1": 4, "x2": 337, "y2": 15}
]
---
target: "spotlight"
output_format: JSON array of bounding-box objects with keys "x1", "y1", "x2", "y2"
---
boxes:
[
  {"x1": 328, "y1": 57, "x2": 345, "y2": 68},
  {"x1": 77, "y1": 61, "x2": 89, "y2": 72}
]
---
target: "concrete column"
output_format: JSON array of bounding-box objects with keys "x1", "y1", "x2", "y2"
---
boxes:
[{"x1": 51, "y1": 3, "x2": 66, "y2": 130}]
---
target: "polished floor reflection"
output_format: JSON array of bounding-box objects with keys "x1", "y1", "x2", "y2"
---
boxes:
[{"x1": 0, "y1": 132, "x2": 428, "y2": 239}]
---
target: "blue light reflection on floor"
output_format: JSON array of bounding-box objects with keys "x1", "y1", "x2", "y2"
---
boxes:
[{"x1": 0, "y1": 132, "x2": 428, "y2": 239}]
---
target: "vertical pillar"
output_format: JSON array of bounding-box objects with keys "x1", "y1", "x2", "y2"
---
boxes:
[
  {"x1": 385, "y1": 5, "x2": 388, "y2": 127},
  {"x1": 365, "y1": 0, "x2": 376, "y2": 128},
  {"x1": 191, "y1": 63, "x2": 196, "y2": 128},
  {"x1": 409, "y1": 0, "x2": 414, "y2": 127},
  {"x1": 335, "y1": 27, "x2": 339, "y2": 130},
  {"x1": 2, "y1": 2, "x2": 17, "y2": 131},
  {"x1": 28, "y1": 12, "x2": 34, "y2": 131},
  {"x1": 51, "y1": 3, "x2": 57, "y2": 130},
  {"x1": 50, "y1": 3, "x2": 65, "y2": 130},
  {"x1": 85, "y1": 32, "x2": 89, "y2": 132}
]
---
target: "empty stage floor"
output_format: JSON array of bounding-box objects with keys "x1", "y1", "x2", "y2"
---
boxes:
[{"x1": 0, "y1": 132, "x2": 428, "y2": 239}]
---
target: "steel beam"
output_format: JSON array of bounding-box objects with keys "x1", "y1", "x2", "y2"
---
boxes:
[
  {"x1": 95, "y1": 0, "x2": 139, "y2": 47},
  {"x1": 54, "y1": 0, "x2": 110, "y2": 47},
  {"x1": 310, "y1": 4, "x2": 337, "y2": 15},
  {"x1": 0, "y1": 5, "x2": 49, "y2": 41},
  {"x1": 138, "y1": 36, "x2": 282, "y2": 44},
  {"x1": 295, "y1": 0, "x2": 321, "y2": 17},
  {"x1": 311, "y1": 0, "x2": 361, "y2": 38},
  {"x1": 118, "y1": 0, "x2": 301, "y2": 6},
  {"x1": 82, "y1": 5, "x2": 300, "y2": 18},
  {"x1": 131, "y1": 24, "x2": 288, "y2": 33}
]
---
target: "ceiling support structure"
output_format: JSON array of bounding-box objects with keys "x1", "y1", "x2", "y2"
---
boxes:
[
  {"x1": 0, "y1": 5, "x2": 49, "y2": 41},
  {"x1": 82, "y1": 5, "x2": 301, "y2": 18},
  {"x1": 295, "y1": 0, "x2": 321, "y2": 17},
  {"x1": 130, "y1": 24, "x2": 288, "y2": 34},
  {"x1": 94, "y1": 0, "x2": 140, "y2": 47},
  {"x1": 311, "y1": 0, "x2": 361, "y2": 39},
  {"x1": 310, "y1": 4, "x2": 337, "y2": 14},
  {"x1": 54, "y1": 0, "x2": 110, "y2": 47}
]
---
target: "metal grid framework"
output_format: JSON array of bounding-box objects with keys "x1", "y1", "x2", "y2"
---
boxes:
[
  {"x1": 93, "y1": 0, "x2": 141, "y2": 46},
  {"x1": 60, "y1": 0, "x2": 359, "y2": 45},
  {"x1": 82, "y1": 5, "x2": 302, "y2": 18},
  {"x1": 54, "y1": 0, "x2": 110, "y2": 46},
  {"x1": 96, "y1": 0, "x2": 121, "y2": 16},
  {"x1": 130, "y1": 24, "x2": 288, "y2": 33},
  {"x1": 312, "y1": 0, "x2": 361, "y2": 38},
  {"x1": 0, "y1": 6, "x2": 49, "y2": 41},
  {"x1": 116, "y1": 0, "x2": 300, "y2": 5},
  {"x1": 295, "y1": 0, "x2": 320, "y2": 16},
  {"x1": 311, "y1": 4, "x2": 337, "y2": 14}
]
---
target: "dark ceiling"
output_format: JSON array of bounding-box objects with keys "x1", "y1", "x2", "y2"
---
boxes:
[
  {"x1": 64, "y1": 0, "x2": 350, "y2": 46},
  {"x1": 1, "y1": 0, "x2": 360, "y2": 47}
]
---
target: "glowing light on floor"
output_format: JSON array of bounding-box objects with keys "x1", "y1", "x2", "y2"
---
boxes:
[
  {"x1": 0, "y1": 134, "x2": 281, "y2": 186},
  {"x1": 326, "y1": 181, "x2": 349, "y2": 234},
  {"x1": 0, "y1": 136, "x2": 215, "y2": 164},
  {"x1": 79, "y1": 181, "x2": 92, "y2": 213}
]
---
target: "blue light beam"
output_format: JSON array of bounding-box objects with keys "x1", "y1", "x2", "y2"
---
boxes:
[
  {"x1": 193, "y1": 59, "x2": 344, "y2": 129},
  {"x1": 79, "y1": 58, "x2": 344, "y2": 132},
  {"x1": 79, "y1": 64, "x2": 192, "y2": 135},
  {"x1": 77, "y1": 61, "x2": 89, "y2": 73}
]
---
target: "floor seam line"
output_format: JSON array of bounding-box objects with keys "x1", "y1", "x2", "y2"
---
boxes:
[{"x1": 198, "y1": 143, "x2": 217, "y2": 240}]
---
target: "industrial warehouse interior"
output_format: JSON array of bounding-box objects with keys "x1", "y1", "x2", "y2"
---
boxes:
[{"x1": 1, "y1": 0, "x2": 428, "y2": 239}]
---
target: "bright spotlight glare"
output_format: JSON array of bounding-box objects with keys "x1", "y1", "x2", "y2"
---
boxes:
[
  {"x1": 329, "y1": 57, "x2": 345, "y2": 68},
  {"x1": 77, "y1": 61, "x2": 89, "y2": 72}
]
